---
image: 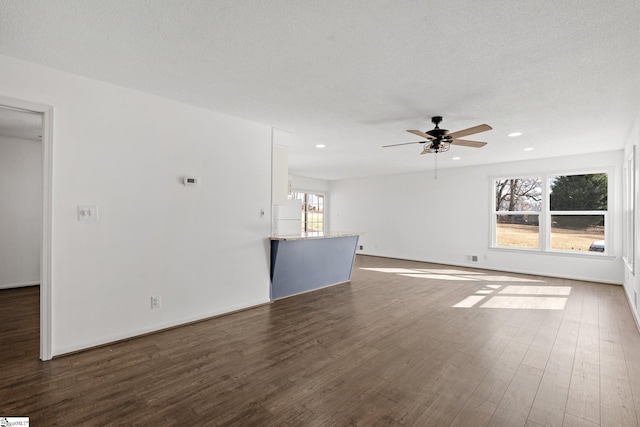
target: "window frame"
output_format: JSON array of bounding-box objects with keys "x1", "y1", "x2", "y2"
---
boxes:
[
  {"x1": 290, "y1": 190, "x2": 326, "y2": 233},
  {"x1": 623, "y1": 147, "x2": 635, "y2": 272},
  {"x1": 490, "y1": 169, "x2": 612, "y2": 256},
  {"x1": 492, "y1": 174, "x2": 544, "y2": 251}
]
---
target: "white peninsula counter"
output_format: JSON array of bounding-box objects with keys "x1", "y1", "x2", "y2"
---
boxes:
[{"x1": 270, "y1": 232, "x2": 361, "y2": 299}]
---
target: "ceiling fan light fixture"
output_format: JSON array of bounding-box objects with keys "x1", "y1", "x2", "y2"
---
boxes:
[
  {"x1": 422, "y1": 141, "x2": 451, "y2": 154},
  {"x1": 508, "y1": 132, "x2": 523, "y2": 137}
]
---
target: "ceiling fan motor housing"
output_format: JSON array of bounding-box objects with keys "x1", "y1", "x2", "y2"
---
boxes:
[{"x1": 428, "y1": 116, "x2": 449, "y2": 139}]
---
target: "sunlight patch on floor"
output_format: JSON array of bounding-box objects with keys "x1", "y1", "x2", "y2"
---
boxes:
[
  {"x1": 460, "y1": 275, "x2": 545, "y2": 283},
  {"x1": 360, "y1": 268, "x2": 423, "y2": 274},
  {"x1": 358, "y1": 266, "x2": 568, "y2": 310},
  {"x1": 400, "y1": 274, "x2": 479, "y2": 281},
  {"x1": 480, "y1": 296, "x2": 568, "y2": 310},
  {"x1": 413, "y1": 268, "x2": 484, "y2": 275},
  {"x1": 499, "y1": 285, "x2": 572, "y2": 296},
  {"x1": 452, "y1": 284, "x2": 571, "y2": 310},
  {"x1": 452, "y1": 295, "x2": 488, "y2": 308},
  {"x1": 359, "y1": 266, "x2": 486, "y2": 281}
]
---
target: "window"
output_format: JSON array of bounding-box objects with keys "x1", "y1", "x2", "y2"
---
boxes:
[
  {"x1": 493, "y1": 172, "x2": 609, "y2": 254},
  {"x1": 549, "y1": 173, "x2": 607, "y2": 252},
  {"x1": 495, "y1": 177, "x2": 542, "y2": 249},
  {"x1": 290, "y1": 192, "x2": 324, "y2": 232}
]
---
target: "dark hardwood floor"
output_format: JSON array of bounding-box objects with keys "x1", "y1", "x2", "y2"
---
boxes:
[{"x1": 2, "y1": 255, "x2": 640, "y2": 426}]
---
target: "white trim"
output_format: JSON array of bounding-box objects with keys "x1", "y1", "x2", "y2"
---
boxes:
[
  {"x1": 0, "y1": 281, "x2": 39, "y2": 290},
  {"x1": 52, "y1": 298, "x2": 271, "y2": 357},
  {"x1": 41, "y1": 106, "x2": 53, "y2": 361},
  {"x1": 623, "y1": 146, "x2": 636, "y2": 273},
  {"x1": 488, "y1": 246, "x2": 615, "y2": 260},
  {"x1": 355, "y1": 254, "x2": 622, "y2": 286},
  {"x1": 491, "y1": 169, "x2": 611, "y2": 256},
  {"x1": 0, "y1": 96, "x2": 53, "y2": 361}
]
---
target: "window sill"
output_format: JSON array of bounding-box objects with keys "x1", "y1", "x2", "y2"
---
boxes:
[{"x1": 489, "y1": 246, "x2": 616, "y2": 260}]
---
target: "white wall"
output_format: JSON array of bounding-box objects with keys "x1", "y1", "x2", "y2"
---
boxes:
[
  {"x1": 290, "y1": 175, "x2": 330, "y2": 193},
  {"x1": 0, "y1": 55, "x2": 272, "y2": 355},
  {"x1": 623, "y1": 113, "x2": 640, "y2": 322},
  {"x1": 0, "y1": 135, "x2": 42, "y2": 288},
  {"x1": 330, "y1": 150, "x2": 624, "y2": 284}
]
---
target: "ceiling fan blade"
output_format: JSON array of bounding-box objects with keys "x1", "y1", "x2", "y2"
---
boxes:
[
  {"x1": 448, "y1": 124, "x2": 492, "y2": 139},
  {"x1": 407, "y1": 129, "x2": 433, "y2": 139},
  {"x1": 451, "y1": 139, "x2": 487, "y2": 148},
  {"x1": 382, "y1": 141, "x2": 425, "y2": 148}
]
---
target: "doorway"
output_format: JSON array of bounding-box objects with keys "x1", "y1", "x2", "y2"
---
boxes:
[{"x1": 0, "y1": 98, "x2": 53, "y2": 360}]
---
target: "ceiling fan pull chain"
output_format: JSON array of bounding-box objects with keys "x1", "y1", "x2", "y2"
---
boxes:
[{"x1": 434, "y1": 154, "x2": 438, "y2": 180}]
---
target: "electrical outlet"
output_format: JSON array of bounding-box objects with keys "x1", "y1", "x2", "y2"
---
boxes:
[
  {"x1": 77, "y1": 205, "x2": 98, "y2": 221},
  {"x1": 359, "y1": 245, "x2": 363, "y2": 250},
  {"x1": 150, "y1": 296, "x2": 161, "y2": 309}
]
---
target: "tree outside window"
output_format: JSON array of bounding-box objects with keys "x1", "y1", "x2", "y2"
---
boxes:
[
  {"x1": 493, "y1": 172, "x2": 608, "y2": 253},
  {"x1": 495, "y1": 177, "x2": 542, "y2": 249},
  {"x1": 549, "y1": 173, "x2": 607, "y2": 252}
]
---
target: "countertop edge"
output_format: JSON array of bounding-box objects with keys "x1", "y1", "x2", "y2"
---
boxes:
[{"x1": 270, "y1": 232, "x2": 363, "y2": 241}]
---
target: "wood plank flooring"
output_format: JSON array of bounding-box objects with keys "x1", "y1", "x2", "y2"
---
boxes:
[{"x1": 2, "y1": 255, "x2": 640, "y2": 426}]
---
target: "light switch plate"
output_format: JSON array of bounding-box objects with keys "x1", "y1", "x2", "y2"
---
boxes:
[
  {"x1": 151, "y1": 296, "x2": 161, "y2": 309},
  {"x1": 78, "y1": 205, "x2": 98, "y2": 221}
]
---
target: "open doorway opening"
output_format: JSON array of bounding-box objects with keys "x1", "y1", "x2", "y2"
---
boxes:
[{"x1": 0, "y1": 100, "x2": 52, "y2": 360}]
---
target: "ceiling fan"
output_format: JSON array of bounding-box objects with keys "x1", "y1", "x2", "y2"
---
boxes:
[{"x1": 384, "y1": 116, "x2": 492, "y2": 154}]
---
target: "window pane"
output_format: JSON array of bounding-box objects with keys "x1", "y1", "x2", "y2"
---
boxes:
[
  {"x1": 307, "y1": 193, "x2": 318, "y2": 209},
  {"x1": 495, "y1": 178, "x2": 542, "y2": 211},
  {"x1": 291, "y1": 191, "x2": 324, "y2": 233},
  {"x1": 496, "y1": 214, "x2": 539, "y2": 248},
  {"x1": 308, "y1": 213, "x2": 320, "y2": 231},
  {"x1": 549, "y1": 173, "x2": 607, "y2": 211},
  {"x1": 310, "y1": 194, "x2": 324, "y2": 232},
  {"x1": 551, "y1": 215, "x2": 605, "y2": 252}
]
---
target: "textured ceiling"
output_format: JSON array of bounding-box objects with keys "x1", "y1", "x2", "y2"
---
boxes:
[{"x1": 1, "y1": 0, "x2": 639, "y2": 180}]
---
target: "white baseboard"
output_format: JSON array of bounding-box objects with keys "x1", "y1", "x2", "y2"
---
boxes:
[
  {"x1": 0, "y1": 281, "x2": 39, "y2": 290},
  {"x1": 52, "y1": 297, "x2": 271, "y2": 357},
  {"x1": 357, "y1": 253, "x2": 622, "y2": 285}
]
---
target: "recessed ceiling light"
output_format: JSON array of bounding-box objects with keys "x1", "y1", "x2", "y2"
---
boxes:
[
  {"x1": 523, "y1": 147, "x2": 534, "y2": 151},
  {"x1": 508, "y1": 132, "x2": 523, "y2": 137},
  {"x1": 452, "y1": 157, "x2": 461, "y2": 160},
  {"x1": 315, "y1": 144, "x2": 326, "y2": 148}
]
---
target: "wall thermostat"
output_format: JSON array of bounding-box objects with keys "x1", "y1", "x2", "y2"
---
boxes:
[{"x1": 183, "y1": 176, "x2": 201, "y2": 187}]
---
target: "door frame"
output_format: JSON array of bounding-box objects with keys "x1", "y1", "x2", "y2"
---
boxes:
[{"x1": 0, "y1": 96, "x2": 53, "y2": 360}]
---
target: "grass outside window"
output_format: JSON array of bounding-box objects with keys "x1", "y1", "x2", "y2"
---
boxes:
[{"x1": 493, "y1": 172, "x2": 609, "y2": 254}]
